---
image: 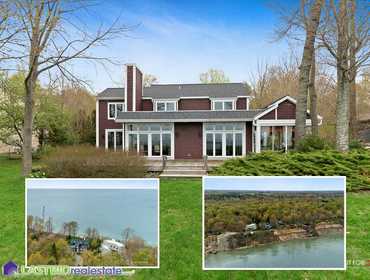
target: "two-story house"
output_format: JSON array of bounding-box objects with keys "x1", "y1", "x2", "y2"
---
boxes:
[{"x1": 96, "y1": 64, "x2": 314, "y2": 160}]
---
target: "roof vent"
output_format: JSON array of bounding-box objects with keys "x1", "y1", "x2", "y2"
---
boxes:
[{"x1": 178, "y1": 85, "x2": 182, "y2": 90}]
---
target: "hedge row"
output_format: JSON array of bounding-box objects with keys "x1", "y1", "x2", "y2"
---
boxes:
[{"x1": 210, "y1": 150, "x2": 370, "y2": 191}]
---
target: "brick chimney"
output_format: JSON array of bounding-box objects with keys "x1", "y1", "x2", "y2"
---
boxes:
[{"x1": 124, "y1": 64, "x2": 143, "y2": 111}]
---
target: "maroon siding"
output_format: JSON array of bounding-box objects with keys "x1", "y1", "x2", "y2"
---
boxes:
[
  {"x1": 175, "y1": 123, "x2": 203, "y2": 159},
  {"x1": 178, "y1": 99, "x2": 210, "y2": 110},
  {"x1": 126, "y1": 65, "x2": 133, "y2": 111},
  {"x1": 261, "y1": 100, "x2": 296, "y2": 120},
  {"x1": 98, "y1": 100, "x2": 123, "y2": 147},
  {"x1": 142, "y1": 99, "x2": 153, "y2": 111},
  {"x1": 236, "y1": 98, "x2": 247, "y2": 110},
  {"x1": 261, "y1": 109, "x2": 276, "y2": 119},
  {"x1": 136, "y1": 68, "x2": 143, "y2": 111},
  {"x1": 277, "y1": 100, "x2": 296, "y2": 119},
  {"x1": 246, "y1": 122, "x2": 253, "y2": 152}
]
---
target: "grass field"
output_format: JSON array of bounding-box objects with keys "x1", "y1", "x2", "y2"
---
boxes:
[{"x1": 1, "y1": 156, "x2": 370, "y2": 279}]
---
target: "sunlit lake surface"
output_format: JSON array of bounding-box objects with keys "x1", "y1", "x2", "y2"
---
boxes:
[
  {"x1": 27, "y1": 188, "x2": 158, "y2": 245},
  {"x1": 205, "y1": 233, "x2": 344, "y2": 268}
]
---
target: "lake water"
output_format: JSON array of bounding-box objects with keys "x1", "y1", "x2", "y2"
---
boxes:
[
  {"x1": 205, "y1": 233, "x2": 345, "y2": 268},
  {"x1": 27, "y1": 189, "x2": 158, "y2": 245}
]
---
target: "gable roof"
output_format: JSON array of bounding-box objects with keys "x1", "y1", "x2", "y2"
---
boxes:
[
  {"x1": 254, "y1": 96, "x2": 297, "y2": 120},
  {"x1": 97, "y1": 83, "x2": 251, "y2": 100}
]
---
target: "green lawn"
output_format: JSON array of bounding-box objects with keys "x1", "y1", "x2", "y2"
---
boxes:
[{"x1": 1, "y1": 156, "x2": 370, "y2": 279}]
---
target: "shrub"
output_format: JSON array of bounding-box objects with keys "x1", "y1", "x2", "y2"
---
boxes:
[
  {"x1": 41, "y1": 145, "x2": 147, "y2": 178},
  {"x1": 296, "y1": 135, "x2": 332, "y2": 152},
  {"x1": 32, "y1": 144, "x2": 55, "y2": 160},
  {"x1": 210, "y1": 150, "x2": 370, "y2": 191},
  {"x1": 349, "y1": 139, "x2": 364, "y2": 150}
]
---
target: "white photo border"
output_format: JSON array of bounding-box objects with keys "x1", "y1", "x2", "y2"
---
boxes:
[
  {"x1": 25, "y1": 178, "x2": 160, "y2": 269},
  {"x1": 202, "y1": 175, "x2": 347, "y2": 271}
]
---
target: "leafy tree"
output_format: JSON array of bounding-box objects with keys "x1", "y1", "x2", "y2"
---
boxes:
[
  {"x1": 28, "y1": 252, "x2": 49, "y2": 265},
  {"x1": 0, "y1": 72, "x2": 77, "y2": 150},
  {"x1": 143, "y1": 74, "x2": 158, "y2": 87},
  {"x1": 200, "y1": 69, "x2": 230, "y2": 83}
]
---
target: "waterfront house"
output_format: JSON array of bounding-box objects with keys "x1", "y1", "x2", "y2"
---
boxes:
[
  {"x1": 96, "y1": 64, "x2": 320, "y2": 159},
  {"x1": 101, "y1": 239, "x2": 124, "y2": 254}
]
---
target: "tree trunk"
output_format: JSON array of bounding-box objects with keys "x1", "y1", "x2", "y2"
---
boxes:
[
  {"x1": 22, "y1": 76, "x2": 35, "y2": 175},
  {"x1": 309, "y1": 51, "x2": 319, "y2": 136},
  {"x1": 335, "y1": 0, "x2": 350, "y2": 151},
  {"x1": 296, "y1": 0, "x2": 323, "y2": 143},
  {"x1": 336, "y1": 69, "x2": 350, "y2": 151},
  {"x1": 348, "y1": 0, "x2": 357, "y2": 139}
]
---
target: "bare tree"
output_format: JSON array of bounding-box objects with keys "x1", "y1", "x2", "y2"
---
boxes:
[
  {"x1": 0, "y1": 1, "x2": 22, "y2": 63},
  {"x1": 45, "y1": 217, "x2": 53, "y2": 233},
  {"x1": 318, "y1": 0, "x2": 369, "y2": 150},
  {"x1": 295, "y1": 0, "x2": 323, "y2": 142},
  {"x1": 273, "y1": 0, "x2": 323, "y2": 141},
  {"x1": 4, "y1": 0, "x2": 131, "y2": 175}
]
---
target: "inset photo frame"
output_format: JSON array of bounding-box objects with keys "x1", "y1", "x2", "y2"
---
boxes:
[
  {"x1": 25, "y1": 178, "x2": 159, "y2": 268},
  {"x1": 202, "y1": 176, "x2": 346, "y2": 270}
]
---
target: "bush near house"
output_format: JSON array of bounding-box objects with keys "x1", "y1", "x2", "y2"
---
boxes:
[
  {"x1": 296, "y1": 135, "x2": 333, "y2": 152},
  {"x1": 210, "y1": 150, "x2": 370, "y2": 191},
  {"x1": 41, "y1": 145, "x2": 147, "y2": 178}
]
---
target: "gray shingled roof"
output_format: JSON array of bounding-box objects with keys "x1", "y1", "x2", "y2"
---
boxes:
[
  {"x1": 98, "y1": 88, "x2": 125, "y2": 99},
  {"x1": 97, "y1": 83, "x2": 251, "y2": 99},
  {"x1": 143, "y1": 83, "x2": 250, "y2": 98},
  {"x1": 116, "y1": 109, "x2": 263, "y2": 122}
]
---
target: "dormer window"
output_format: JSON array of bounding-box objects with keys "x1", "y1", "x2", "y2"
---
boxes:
[
  {"x1": 155, "y1": 100, "x2": 177, "y2": 112},
  {"x1": 108, "y1": 102, "x2": 125, "y2": 119},
  {"x1": 211, "y1": 99, "x2": 235, "y2": 111}
]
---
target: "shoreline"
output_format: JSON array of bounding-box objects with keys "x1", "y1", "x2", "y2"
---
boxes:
[
  {"x1": 205, "y1": 223, "x2": 344, "y2": 256},
  {"x1": 233, "y1": 230, "x2": 343, "y2": 252}
]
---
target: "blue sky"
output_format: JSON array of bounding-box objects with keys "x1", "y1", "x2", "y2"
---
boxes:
[
  {"x1": 204, "y1": 177, "x2": 345, "y2": 192},
  {"x1": 26, "y1": 178, "x2": 159, "y2": 189},
  {"x1": 70, "y1": 0, "x2": 300, "y2": 93}
]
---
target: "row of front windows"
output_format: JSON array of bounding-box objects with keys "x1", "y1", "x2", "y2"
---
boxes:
[
  {"x1": 107, "y1": 99, "x2": 238, "y2": 118},
  {"x1": 105, "y1": 123, "x2": 296, "y2": 156}
]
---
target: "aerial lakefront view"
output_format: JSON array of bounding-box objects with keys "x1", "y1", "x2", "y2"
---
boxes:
[
  {"x1": 26, "y1": 179, "x2": 159, "y2": 267},
  {"x1": 203, "y1": 177, "x2": 345, "y2": 269}
]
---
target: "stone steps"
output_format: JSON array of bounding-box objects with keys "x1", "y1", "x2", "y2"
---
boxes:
[
  {"x1": 160, "y1": 170, "x2": 207, "y2": 177},
  {"x1": 145, "y1": 159, "x2": 225, "y2": 177},
  {"x1": 161, "y1": 159, "x2": 208, "y2": 177}
]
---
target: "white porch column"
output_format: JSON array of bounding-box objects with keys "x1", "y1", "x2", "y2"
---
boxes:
[
  {"x1": 255, "y1": 125, "x2": 261, "y2": 153},
  {"x1": 122, "y1": 123, "x2": 125, "y2": 151},
  {"x1": 284, "y1": 126, "x2": 288, "y2": 152}
]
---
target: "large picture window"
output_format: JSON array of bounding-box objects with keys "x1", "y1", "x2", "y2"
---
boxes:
[
  {"x1": 126, "y1": 123, "x2": 174, "y2": 158},
  {"x1": 259, "y1": 125, "x2": 295, "y2": 152},
  {"x1": 108, "y1": 102, "x2": 124, "y2": 119},
  {"x1": 204, "y1": 123, "x2": 245, "y2": 157},
  {"x1": 105, "y1": 129, "x2": 123, "y2": 150}
]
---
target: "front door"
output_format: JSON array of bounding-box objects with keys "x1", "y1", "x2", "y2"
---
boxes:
[{"x1": 175, "y1": 123, "x2": 203, "y2": 159}]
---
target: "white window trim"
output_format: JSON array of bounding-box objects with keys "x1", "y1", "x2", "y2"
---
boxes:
[
  {"x1": 107, "y1": 102, "x2": 125, "y2": 120},
  {"x1": 124, "y1": 123, "x2": 175, "y2": 159},
  {"x1": 105, "y1": 129, "x2": 124, "y2": 150},
  {"x1": 211, "y1": 99, "x2": 236, "y2": 111},
  {"x1": 154, "y1": 100, "x2": 178, "y2": 112},
  {"x1": 202, "y1": 122, "x2": 246, "y2": 159}
]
